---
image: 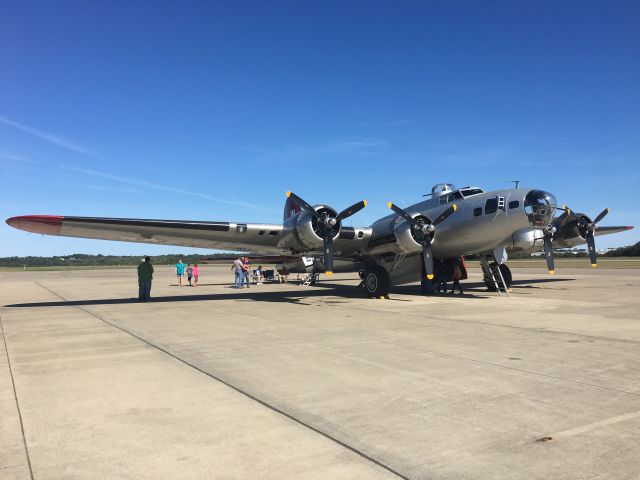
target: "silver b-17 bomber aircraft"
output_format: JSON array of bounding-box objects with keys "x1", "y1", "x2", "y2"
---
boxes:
[{"x1": 6, "y1": 183, "x2": 633, "y2": 297}]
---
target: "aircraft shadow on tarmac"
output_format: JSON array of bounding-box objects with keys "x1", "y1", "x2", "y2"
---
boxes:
[
  {"x1": 4, "y1": 277, "x2": 574, "y2": 309},
  {"x1": 4, "y1": 281, "x2": 482, "y2": 307}
]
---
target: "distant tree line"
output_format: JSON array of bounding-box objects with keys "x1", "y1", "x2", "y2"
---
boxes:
[
  {"x1": 1, "y1": 241, "x2": 637, "y2": 267},
  {"x1": 0, "y1": 253, "x2": 238, "y2": 267},
  {"x1": 605, "y1": 241, "x2": 640, "y2": 257}
]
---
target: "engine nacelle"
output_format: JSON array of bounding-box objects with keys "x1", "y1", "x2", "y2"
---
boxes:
[
  {"x1": 551, "y1": 212, "x2": 592, "y2": 248},
  {"x1": 367, "y1": 215, "x2": 429, "y2": 256},
  {"x1": 511, "y1": 228, "x2": 545, "y2": 253},
  {"x1": 281, "y1": 205, "x2": 340, "y2": 252}
]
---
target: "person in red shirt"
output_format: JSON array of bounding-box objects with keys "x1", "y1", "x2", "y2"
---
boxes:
[
  {"x1": 193, "y1": 264, "x2": 200, "y2": 287},
  {"x1": 241, "y1": 257, "x2": 251, "y2": 288}
]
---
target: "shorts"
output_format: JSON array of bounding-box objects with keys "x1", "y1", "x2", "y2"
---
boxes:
[
  {"x1": 177, "y1": 273, "x2": 183, "y2": 277},
  {"x1": 188, "y1": 275, "x2": 192, "y2": 280}
]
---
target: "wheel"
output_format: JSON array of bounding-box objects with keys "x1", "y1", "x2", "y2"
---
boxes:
[
  {"x1": 484, "y1": 263, "x2": 512, "y2": 290},
  {"x1": 498, "y1": 264, "x2": 512, "y2": 288},
  {"x1": 363, "y1": 265, "x2": 391, "y2": 297}
]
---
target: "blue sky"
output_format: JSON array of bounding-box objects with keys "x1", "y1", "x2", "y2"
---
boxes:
[{"x1": 1, "y1": 1, "x2": 638, "y2": 256}]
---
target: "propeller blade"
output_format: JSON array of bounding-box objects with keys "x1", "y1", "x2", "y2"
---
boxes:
[
  {"x1": 286, "y1": 192, "x2": 318, "y2": 217},
  {"x1": 336, "y1": 200, "x2": 367, "y2": 222},
  {"x1": 323, "y1": 234, "x2": 334, "y2": 275},
  {"x1": 586, "y1": 232, "x2": 597, "y2": 267},
  {"x1": 422, "y1": 237, "x2": 434, "y2": 279},
  {"x1": 388, "y1": 202, "x2": 417, "y2": 225},
  {"x1": 592, "y1": 208, "x2": 609, "y2": 226},
  {"x1": 554, "y1": 205, "x2": 571, "y2": 227},
  {"x1": 543, "y1": 236, "x2": 555, "y2": 274},
  {"x1": 432, "y1": 203, "x2": 457, "y2": 226}
]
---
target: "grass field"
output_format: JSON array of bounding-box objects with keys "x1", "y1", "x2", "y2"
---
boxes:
[{"x1": 1, "y1": 257, "x2": 639, "y2": 272}]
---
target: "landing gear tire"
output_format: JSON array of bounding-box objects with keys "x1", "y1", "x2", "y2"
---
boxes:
[
  {"x1": 363, "y1": 265, "x2": 390, "y2": 297},
  {"x1": 499, "y1": 264, "x2": 512, "y2": 288},
  {"x1": 484, "y1": 263, "x2": 513, "y2": 291}
]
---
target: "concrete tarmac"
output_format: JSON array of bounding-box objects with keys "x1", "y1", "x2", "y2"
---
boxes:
[{"x1": 1, "y1": 265, "x2": 639, "y2": 479}]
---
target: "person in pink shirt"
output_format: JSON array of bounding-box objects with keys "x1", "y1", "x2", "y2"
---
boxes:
[{"x1": 192, "y1": 264, "x2": 200, "y2": 287}]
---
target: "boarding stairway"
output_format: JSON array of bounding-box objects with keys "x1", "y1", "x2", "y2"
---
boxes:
[
  {"x1": 301, "y1": 272, "x2": 319, "y2": 286},
  {"x1": 479, "y1": 253, "x2": 510, "y2": 296}
]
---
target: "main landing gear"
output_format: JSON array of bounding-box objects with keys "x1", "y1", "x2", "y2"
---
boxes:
[{"x1": 362, "y1": 265, "x2": 391, "y2": 297}]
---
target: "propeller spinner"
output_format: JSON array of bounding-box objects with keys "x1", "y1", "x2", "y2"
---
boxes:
[
  {"x1": 286, "y1": 192, "x2": 366, "y2": 275},
  {"x1": 387, "y1": 202, "x2": 457, "y2": 280}
]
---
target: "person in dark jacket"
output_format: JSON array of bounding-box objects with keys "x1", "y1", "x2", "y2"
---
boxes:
[
  {"x1": 449, "y1": 257, "x2": 464, "y2": 295},
  {"x1": 138, "y1": 256, "x2": 154, "y2": 302},
  {"x1": 435, "y1": 259, "x2": 449, "y2": 293}
]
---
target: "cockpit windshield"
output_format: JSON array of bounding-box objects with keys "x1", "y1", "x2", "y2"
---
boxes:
[{"x1": 524, "y1": 190, "x2": 557, "y2": 226}]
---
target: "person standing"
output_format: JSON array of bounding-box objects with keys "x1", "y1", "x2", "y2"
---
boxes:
[
  {"x1": 231, "y1": 257, "x2": 244, "y2": 288},
  {"x1": 193, "y1": 264, "x2": 199, "y2": 287},
  {"x1": 176, "y1": 259, "x2": 186, "y2": 287},
  {"x1": 138, "y1": 256, "x2": 154, "y2": 302},
  {"x1": 186, "y1": 264, "x2": 194, "y2": 286},
  {"x1": 449, "y1": 257, "x2": 464, "y2": 295},
  {"x1": 435, "y1": 259, "x2": 448, "y2": 293},
  {"x1": 241, "y1": 257, "x2": 251, "y2": 288}
]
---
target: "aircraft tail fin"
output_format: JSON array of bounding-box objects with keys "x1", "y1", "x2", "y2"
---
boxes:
[{"x1": 283, "y1": 194, "x2": 303, "y2": 221}]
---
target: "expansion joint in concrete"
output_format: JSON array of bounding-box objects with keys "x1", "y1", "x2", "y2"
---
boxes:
[
  {"x1": 33, "y1": 282, "x2": 413, "y2": 480},
  {"x1": 0, "y1": 313, "x2": 35, "y2": 480}
]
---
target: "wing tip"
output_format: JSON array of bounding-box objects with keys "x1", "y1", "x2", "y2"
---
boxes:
[{"x1": 6, "y1": 215, "x2": 63, "y2": 234}]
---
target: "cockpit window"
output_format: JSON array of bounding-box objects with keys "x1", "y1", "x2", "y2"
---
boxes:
[
  {"x1": 524, "y1": 190, "x2": 557, "y2": 226},
  {"x1": 439, "y1": 191, "x2": 463, "y2": 204},
  {"x1": 460, "y1": 188, "x2": 484, "y2": 197}
]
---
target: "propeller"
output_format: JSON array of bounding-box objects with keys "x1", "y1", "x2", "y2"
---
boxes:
[
  {"x1": 579, "y1": 208, "x2": 609, "y2": 268},
  {"x1": 542, "y1": 226, "x2": 557, "y2": 274},
  {"x1": 387, "y1": 202, "x2": 457, "y2": 280},
  {"x1": 553, "y1": 205, "x2": 571, "y2": 228},
  {"x1": 286, "y1": 192, "x2": 367, "y2": 275},
  {"x1": 540, "y1": 205, "x2": 571, "y2": 275},
  {"x1": 546, "y1": 205, "x2": 609, "y2": 273}
]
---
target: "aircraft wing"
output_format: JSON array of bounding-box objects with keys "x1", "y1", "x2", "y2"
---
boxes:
[
  {"x1": 594, "y1": 226, "x2": 634, "y2": 236},
  {"x1": 6, "y1": 215, "x2": 287, "y2": 254}
]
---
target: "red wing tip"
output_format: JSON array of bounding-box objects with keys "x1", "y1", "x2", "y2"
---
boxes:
[
  {"x1": 624, "y1": 226, "x2": 634, "y2": 230},
  {"x1": 6, "y1": 215, "x2": 64, "y2": 234},
  {"x1": 7, "y1": 215, "x2": 63, "y2": 225}
]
